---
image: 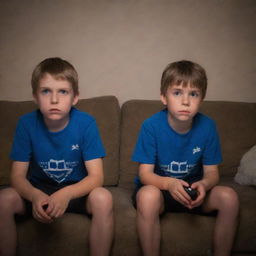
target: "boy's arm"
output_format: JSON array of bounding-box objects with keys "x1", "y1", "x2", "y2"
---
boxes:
[
  {"x1": 191, "y1": 165, "x2": 219, "y2": 191},
  {"x1": 190, "y1": 164, "x2": 219, "y2": 207},
  {"x1": 62, "y1": 158, "x2": 104, "y2": 199},
  {"x1": 10, "y1": 161, "x2": 32, "y2": 200},
  {"x1": 11, "y1": 161, "x2": 44, "y2": 201},
  {"x1": 10, "y1": 161, "x2": 52, "y2": 223},
  {"x1": 46, "y1": 158, "x2": 103, "y2": 218},
  {"x1": 200, "y1": 164, "x2": 219, "y2": 190},
  {"x1": 139, "y1": 163, "x2": 192, "y2": 207}
]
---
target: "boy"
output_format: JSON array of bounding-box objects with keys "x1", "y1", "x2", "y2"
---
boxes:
[
  {"x1": 132, "y1": 60, "x2": 239, "y2": 256},
  {"x1": 0, "y1": 57, "x2": 113, "y2": 256}
]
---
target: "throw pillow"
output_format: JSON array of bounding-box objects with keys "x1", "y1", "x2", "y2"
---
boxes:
[{"x1": 234, "y1": 145, "x2": 256, "y2": 186}]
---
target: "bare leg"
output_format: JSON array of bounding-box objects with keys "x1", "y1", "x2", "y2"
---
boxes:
[
  {"x1": 203, "y1": 186, "x2": 239, "y2": 256},
  {"x1": 0, "y1": 188, "x2": 26, "y2": 256},
  {"x1": 136, "y1": 185, "x2": 164, "y2": 256},
  {"x1": 86, "y1": 187, "x2": 114, "y2": 256}
]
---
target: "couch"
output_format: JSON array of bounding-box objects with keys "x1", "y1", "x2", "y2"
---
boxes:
[{"x1": 0, "y1": 95, "x2": 255, "y2": 256}]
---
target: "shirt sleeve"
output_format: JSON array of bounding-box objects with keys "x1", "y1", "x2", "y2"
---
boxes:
[
  {"x1": 132, "y1": 121, "x2": 156, "y2": 164},
  {"x1": 202, "y1": 121, "x2": 222, "y2": 165},
  {"x1": 10, "y1": 118, "x2": 32, "y2": 162},
  {"x1": 81, "y1": 120, "x2": 106, "y2": 161}
]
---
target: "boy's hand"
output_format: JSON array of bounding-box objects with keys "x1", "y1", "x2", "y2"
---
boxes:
[
  {"x1": 31, "y1": 190, "x2": 53, "y2": 224},
  {"x1": 189, "y1": 181, "x2": 206, "y2": 208},
  {"x1": 167, "y1": 178, "x2": 192, "y2": 208},
  {"x1": 46, "y1": 188, "x2": 72, "y2": 219}
]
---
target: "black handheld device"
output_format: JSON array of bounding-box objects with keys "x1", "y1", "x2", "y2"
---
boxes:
[{"x1": 183, "y1": 186, "x2": 198, "y2": 201}]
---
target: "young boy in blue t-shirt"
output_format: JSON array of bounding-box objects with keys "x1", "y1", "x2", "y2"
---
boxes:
[
  {"x1": 0, "y1": 57, "x2": 113, "y2": 256},
  {"x1": 132, "y1": 60, "x2": 239, "y2": 256}
]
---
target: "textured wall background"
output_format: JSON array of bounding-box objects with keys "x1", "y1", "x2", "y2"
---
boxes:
[{"x1": 0, "y1": 0, "x2": 255, "y2": 104}]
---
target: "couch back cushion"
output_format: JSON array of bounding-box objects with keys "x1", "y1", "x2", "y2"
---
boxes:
[
  {"x1": 119, "y1": 100, "x2": 256, "y2": 189},
  {"x1": 0, "y1": 96, "x2": 120, "y2": 186},
  {"x1": 200, "y1": 101, "x2": 256, "y2": 177}
]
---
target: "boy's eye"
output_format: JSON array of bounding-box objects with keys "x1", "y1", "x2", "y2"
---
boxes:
[
  {"x1": 59, "y1": 89, "x2": 69, "y2": 95},
  {"x1": 190, "y1": 91, "x2": 200, "y2": 97},
  {"x1": 173, "y1": 91, "x2": 182, "y2": 96},
  {"x1": 41, "y1": 89, "x2": 50, "y2": 94}
]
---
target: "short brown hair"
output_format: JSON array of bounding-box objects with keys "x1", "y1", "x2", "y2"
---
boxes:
[
  {"x1": 31, "y1": 57, "x2": 79, "y2": 95},
  {"x1": 160, "y1": 60, "x2": 207, "y2": 99}
]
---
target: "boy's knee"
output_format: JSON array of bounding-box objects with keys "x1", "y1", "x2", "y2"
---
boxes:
[
  {"x1": 88, "y1": 187, "x2": 113, "y2": 213},
  {"x1": 136, "y1": 185, "x2": 162, "y2": 213},
  {"x1": 215, "y1": 186, "x2": 239, "y2": 210},
  {"x1": 0, "y1": 188, "x2": 22, "y2": 213}
]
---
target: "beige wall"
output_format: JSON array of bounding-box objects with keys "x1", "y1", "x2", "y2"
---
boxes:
[{"x1": 0, "y1": 0, "x2": 255, "y2": 104}]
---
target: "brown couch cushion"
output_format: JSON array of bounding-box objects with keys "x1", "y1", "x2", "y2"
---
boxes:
[
  {"x1": 200, "y1": 101, "x2": 256, "y2": 177},
  {"x1": 0, "y1": 96, "x2": 120, "y2": 186},
  {"x1": 76, "y1": 96, "x2": 120, "y2": 185},
  {"x1": 119, "y1": 100, "x2": 256, "y2": 189},
  {"x1": 119, "y1": 100, "x2": 164, "y2": 189},
  {"x1": 0, "y1": 100, "x2": 36, "y2": 185}
]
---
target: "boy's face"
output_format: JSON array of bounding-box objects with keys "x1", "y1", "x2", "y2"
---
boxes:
[
  {"x1": 33, "y1": 73, "x2": 79, "y2": 129},
  {"x1": 161, "y1": 83, "x2": 203, "y2": 127}
]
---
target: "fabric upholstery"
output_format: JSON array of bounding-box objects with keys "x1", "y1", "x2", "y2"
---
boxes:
[{"x1": 0, "y1": 97, "x2": 255, "y2": 256}]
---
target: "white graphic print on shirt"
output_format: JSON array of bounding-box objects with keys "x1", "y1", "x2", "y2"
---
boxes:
[
  {"x1": 39, "y1": 159, "x2": 78, "y2": 183},
  {"x1": 160, "y1": 161, "x2": 196, "y2": 178}
]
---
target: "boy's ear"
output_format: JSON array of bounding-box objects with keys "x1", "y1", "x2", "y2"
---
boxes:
[
  {"x1": 33, "y1": 93, "x2": 39, "y2": 105},
  {"x1": 72, "y1": 94, "x2": 79, "y2": 106},
  {"x1": 160, "y1": 94, "x2": 167, "y2": 106}
]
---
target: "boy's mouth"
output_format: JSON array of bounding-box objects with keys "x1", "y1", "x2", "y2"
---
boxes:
[
  {"x1": 178, "y1": 110, "x2": 190, "y2": 114},
  {"x1": 49, "y1": 108, "x2": 61, "y2": 113}
]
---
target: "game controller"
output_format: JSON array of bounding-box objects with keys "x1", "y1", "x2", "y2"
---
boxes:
[{"x1": 183, "y1": 186, "x2": 198, "y2": 200}]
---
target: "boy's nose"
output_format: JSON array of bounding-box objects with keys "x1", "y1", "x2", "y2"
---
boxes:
[
  {"x1": 182, "y1": 94, "x2": 190, "y2": 105},
  {"x1": 51, "y1": 92, "x2": 59, "y2": 104}
]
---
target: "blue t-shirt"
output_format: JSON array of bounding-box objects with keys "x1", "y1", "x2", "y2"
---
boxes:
[
  {"x1": 132, "y1": 109, "x2": 222, "y2": 185},
  {"x1": 10, "y1": 108, "x2": 105, "y2": 185}
]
